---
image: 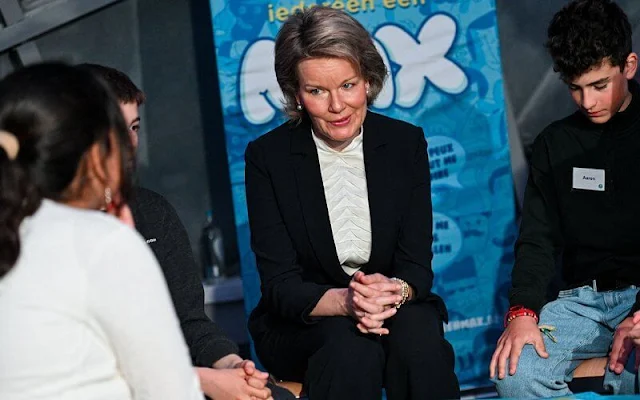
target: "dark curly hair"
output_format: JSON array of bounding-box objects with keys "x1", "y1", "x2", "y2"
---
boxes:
[
  {"x1": 78, "y1": 63, "x2": 146, "y2": 105},
  {"x1": 546, "y1": 0, "x2": 632, "y2": 82}
]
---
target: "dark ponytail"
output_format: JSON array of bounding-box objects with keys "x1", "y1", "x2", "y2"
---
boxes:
[
  {"x1": 0, "y1": 148, "x2": 40, "y2": 277},
  {"x1": 0, "y1": 62, "x2": 133, "y2": 278}
]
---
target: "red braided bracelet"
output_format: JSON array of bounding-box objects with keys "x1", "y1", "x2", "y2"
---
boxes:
[{"x1": 504, "y1": 305, "x2": 539, "y2": 327}]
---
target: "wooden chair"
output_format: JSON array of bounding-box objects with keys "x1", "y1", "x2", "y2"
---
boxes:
[
  {"x1": 275, "y1": 380, "x2": 305, "y2": 399},
  {"x1": 573, "y1": 357, "x2": 607, "y2": 378},
  {"x1": 568, "y1": 357, "x2": 609, "y2": 394}
]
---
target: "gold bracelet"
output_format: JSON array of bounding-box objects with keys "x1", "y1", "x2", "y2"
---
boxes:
[{"x1": 391, "y1": 277, "x2": 409, "y2": 309}]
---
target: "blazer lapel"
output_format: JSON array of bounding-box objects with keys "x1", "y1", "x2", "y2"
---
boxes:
[
  {"x1": 362, "y1": 113, "x2": 393, "y2": 273},
  {"x1": 290, "y1": 121, "x2": 349, "y2": 285}
]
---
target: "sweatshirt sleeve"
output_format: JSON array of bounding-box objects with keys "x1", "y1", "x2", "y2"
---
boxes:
[{"x1": 509, "y1": 132, "x2": 564, "y2": 314}]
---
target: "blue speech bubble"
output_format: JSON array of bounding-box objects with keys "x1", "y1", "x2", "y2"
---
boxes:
[
  {"x1": 427, "y1": 136, "x2": 466, "y2": 189},
  {"x1": 432, "y1": 212, "x2": 463, "y2": 272}
]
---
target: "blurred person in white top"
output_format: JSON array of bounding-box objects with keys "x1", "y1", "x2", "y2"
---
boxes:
[{"x1": 0, "y1": 62, "x2": 202, "y2": 400}]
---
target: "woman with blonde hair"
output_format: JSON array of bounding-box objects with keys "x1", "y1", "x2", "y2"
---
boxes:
[{"x1": 245, "y1": 6, "x2": 460, "y2": 400}]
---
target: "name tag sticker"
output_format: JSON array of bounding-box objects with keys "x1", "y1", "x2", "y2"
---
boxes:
[{"x1": 572, "y1": 167, "x2": 605, "y2": 191}]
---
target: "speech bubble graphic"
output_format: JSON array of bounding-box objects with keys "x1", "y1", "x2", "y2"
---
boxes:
[
  {"x1": 239, "y1": 39, "x2": 284, "y2": 125},
  {"x1": 374, "y1": 14, "x2": 468, "y2": 108},
  {"x1": 432, "y1": 212, "x2": 463, "y2": 273},
  {"x1": 428, "y1": 135, "x2": 466, "y2": 189},
  {"x1": 372, "y1": 39, "x2": 394, "y2": 109}
]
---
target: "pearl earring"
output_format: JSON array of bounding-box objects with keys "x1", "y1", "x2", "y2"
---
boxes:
[
  {"x1": 296, "y1": 104, "x2": 303, "y2": 111},
  {"x1": 103, "y1": 187, "x2": 117, "y2": 213},
  {"x1": 104, "y1": 187, "x2": 112, "y2": 206}
]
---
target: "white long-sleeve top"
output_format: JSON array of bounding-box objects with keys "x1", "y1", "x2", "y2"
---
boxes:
[
  {"x1": 0, "y1": 200, "x2": 202, "y2": 400},
  {"x1": 313, "y1": 129, "x2": 372, "y2": 275}
]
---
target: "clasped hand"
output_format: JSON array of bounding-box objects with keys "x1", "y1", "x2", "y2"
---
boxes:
[
  {"x1": 198, "y1": 354, "x2": 272, "y2": 400},
  {"x1": 346, "y1": 271, "x2": 403, "y2": 335}
]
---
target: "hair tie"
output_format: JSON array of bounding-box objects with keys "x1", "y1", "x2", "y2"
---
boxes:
[{"x1": 0, "y1": 130, "x2": 19, "y2": 160}]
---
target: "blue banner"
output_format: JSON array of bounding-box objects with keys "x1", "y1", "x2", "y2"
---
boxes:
[{"x1": 209, "y1": 0, "x2": 516, "y2": 389}]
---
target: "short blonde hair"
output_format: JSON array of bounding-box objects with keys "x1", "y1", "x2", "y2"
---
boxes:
[{"x1": 274, "y1": 6, "x2": 387, "y2": 123}]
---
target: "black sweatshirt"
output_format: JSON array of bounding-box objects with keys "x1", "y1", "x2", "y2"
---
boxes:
[
  {"x1": 510, "y1": 79, "x2": 640, "y2": 315},
  {"x1": 130, "y1": 187, "x2": 239, "y2": 367}
]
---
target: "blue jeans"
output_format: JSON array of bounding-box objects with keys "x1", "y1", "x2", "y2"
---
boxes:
[{"x1": 494, "y1": 285, "x2": 639, "y2": 398}]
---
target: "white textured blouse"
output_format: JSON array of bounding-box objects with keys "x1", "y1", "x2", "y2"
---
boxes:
[{"x1": 312, "y1": 129, "x2": 372, "y2": 275}]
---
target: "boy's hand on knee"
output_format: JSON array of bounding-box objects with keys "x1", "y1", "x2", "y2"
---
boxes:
[
  {"x1": 609, "y1": 316, "x2": 636, "y2": 374},
  {"x1": 489, "y1": 317, "x2": 547, "y2": 380}
]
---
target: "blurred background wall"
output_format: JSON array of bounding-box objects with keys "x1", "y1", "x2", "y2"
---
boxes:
[{"x1": 0, "y1": 0, "x2": 238, "y2": 277}]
